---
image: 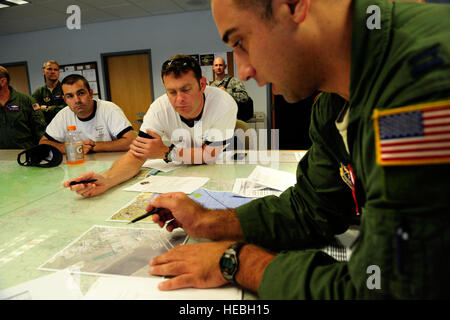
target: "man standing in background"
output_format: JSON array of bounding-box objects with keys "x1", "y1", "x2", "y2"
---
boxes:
[
  {"x1": 210, "y1": 56, "x2": 253, "y2": 121},
  {"x1": 32, "y1": 60, "x2": 66, "y2": 124}
]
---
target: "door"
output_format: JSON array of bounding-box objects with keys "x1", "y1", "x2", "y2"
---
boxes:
[
  {"x1": 3, "y1": 62, "x2": 30, "y2": 94},
  {"x1": 102, "y1": 51, "x2": 153, "y2": 132}
]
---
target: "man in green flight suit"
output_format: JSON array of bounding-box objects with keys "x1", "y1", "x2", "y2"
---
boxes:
[
  {"x1": 71, "y1": 0, "x2": 450, "y2": 299},
  {"x1": 32, "y1": 60, "x2": 66, "y2": 124},
  {"x1": 0, "y1": 66, "x2": 46, "y2": 149}
]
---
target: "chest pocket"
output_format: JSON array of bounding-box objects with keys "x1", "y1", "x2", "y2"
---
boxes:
[{"x1": 5, "y1": 108, "x2": 27, "y2": 129}]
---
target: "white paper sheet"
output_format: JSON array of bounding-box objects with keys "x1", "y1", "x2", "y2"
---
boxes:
[
  {"x1": 83, "y1": 276, "x2": 242, "y2": 300},
  {"x1": 124, "y1": 176, "x2": 210, "y2": 194},
  {"x1": 232, "y1": 178, "x2": 282, "y2": 198},
  {"x1": 142, "y1": 159, "x2": 183, "y2": 172},
  {"x1": 0, "y1": 269, "x2": 83, "y2": 300},
  {"x1": 247, "y1": 166, "x2": 296, "y2": 191},
  {"x1": 82, "y1": 69, "x2": 96, "y2": 81},
  {"x1": 295, "y1": 151, "x2": 308, "y2": 162}
]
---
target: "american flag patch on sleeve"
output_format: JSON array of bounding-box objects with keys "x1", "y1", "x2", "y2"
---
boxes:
[{"x1": 373, "y1": 100, "x2": 450, "y2": 166}]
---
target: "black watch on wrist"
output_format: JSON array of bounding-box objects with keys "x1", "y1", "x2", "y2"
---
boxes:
[
  {"x1": 219, "y1": 242, "x2": 246, "y2": 284},
  {"x1": 164, "y1": 144, "x2": 176, "y2": 163}
]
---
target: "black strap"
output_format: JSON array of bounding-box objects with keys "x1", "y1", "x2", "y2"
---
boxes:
[{"x1": 222, "y1": 76, "x2": 232, "y2": 89}]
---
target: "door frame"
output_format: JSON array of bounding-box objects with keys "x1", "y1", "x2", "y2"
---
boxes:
[
  {"x1": 101, "y1": 49, "x2": 154, "y2": 103},
  {"x1": 0, "y1": 61, "x2": 31, "y2": 94}
]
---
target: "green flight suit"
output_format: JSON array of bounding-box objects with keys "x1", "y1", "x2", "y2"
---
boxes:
[
  {"x1": 32, "y1": 81, "x2": 65, "y2": 124},
  {"x1": 0, "y1": 86, "x2": 46, "y2": 149},
  {"x1": 236, "y1": 0, "x2": 450, "y2": 299}
]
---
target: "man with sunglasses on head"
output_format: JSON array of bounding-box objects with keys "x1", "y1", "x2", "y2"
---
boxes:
[
  {"x1": 39, "y1": 74, "x2": 135, "y2": 154},
  {"x1": 64, "y1": 54, "x2": 237, "y2": 198}
]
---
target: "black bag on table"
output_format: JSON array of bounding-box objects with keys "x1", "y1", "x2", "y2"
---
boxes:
[{"x1": 17, "y1": 144, "x2": 63, "y2": 168}]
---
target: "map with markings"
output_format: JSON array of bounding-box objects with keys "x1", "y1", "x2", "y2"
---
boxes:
[{"x1": 39, "y1": 225, "x2": 188, "y2": 278}]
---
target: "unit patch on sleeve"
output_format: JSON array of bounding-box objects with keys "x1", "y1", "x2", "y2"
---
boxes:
[{"x1": 373, "y1": 100, "x2": 450, "y2": 166}]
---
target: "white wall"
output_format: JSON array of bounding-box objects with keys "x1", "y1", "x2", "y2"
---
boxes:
[{"x1": 0, "y1": 10, "x2": 268, "y2": 123}]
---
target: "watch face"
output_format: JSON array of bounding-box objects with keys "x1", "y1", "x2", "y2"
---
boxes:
[
  {"x1": 168, "y1": 149, "x2": 177, "y2": 162},
  {"x1": 220, "y1": 250, "x2": 238, "y2": 281}
]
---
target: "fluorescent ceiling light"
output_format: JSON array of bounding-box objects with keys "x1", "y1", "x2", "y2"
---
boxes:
[
  {"x1": 0, "y1": 4, "x2": 10, "y2": 8},
  {"x1": 6, "y1": 0, "x2": 29, "y2": 4}
]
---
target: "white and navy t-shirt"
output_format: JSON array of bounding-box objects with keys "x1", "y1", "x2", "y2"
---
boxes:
[
  {"x1": 45, "y1": 99, "x2": 133, "y2": 143},
  {"x1": 139, "y1": 86, "x2": 237, "y2": 148}
]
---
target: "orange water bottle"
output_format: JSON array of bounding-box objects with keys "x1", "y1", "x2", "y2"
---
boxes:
[{"x1": 65, "y1": 125, "x2": 84, "y2": 165}]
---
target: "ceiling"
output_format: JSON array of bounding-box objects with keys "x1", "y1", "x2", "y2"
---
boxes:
[{"x1": 0, "y1": 0, "x2": 211, "y2": 36}]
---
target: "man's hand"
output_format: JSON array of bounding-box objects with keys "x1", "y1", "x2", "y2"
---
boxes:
[
  {"x1": 130, "y1": 130, "x2": 168, "y2": 159},
  {"x1": 82, "y1": 140, "x2": 95, "y2": 154},
  {"x1": 149, "y1": 241, "x2": 233, "y2": 290},
  {"x1": 148, "y1": 192, "x2": 244, "y2": 240},
  {"x1": 63, "y1": 171, "x2": 108, "y2": 198},
  {"x1": 40, "y1": 105, "x2": 48, "y2": 111},
  {"x1": 147, "y1": 192, "x2": 210, "y2": 238}
]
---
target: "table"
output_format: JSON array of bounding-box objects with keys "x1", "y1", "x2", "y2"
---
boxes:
[{"x1": 0, "y1": 149, "x2": 300, "y2": 298}]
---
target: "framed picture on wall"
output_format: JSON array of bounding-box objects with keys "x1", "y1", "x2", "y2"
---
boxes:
[{"x1": 59, "y1": 61, "x2": 101, "y2": 99}]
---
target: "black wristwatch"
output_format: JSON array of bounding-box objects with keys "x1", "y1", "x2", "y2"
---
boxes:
[
  {"x1": 219, "y1": 242, "x2": 246, "y2": 284},
  {"x1": 164, "y1": 144, "x2": 176, "y2": 163}
]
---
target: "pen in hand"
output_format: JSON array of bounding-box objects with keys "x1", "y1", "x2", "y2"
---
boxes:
[
  {"x1": 128, "y1": 207, "x2": 163, "y2": 224},
  {"x1": 69, "y1": 179, "x2": 98, "y2": 186}
]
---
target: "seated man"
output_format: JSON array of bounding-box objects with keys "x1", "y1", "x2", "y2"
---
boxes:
[
  {"x1": 142, "y1": 0, "x2": 450, "y2": 300},
  {"x1": 32, "y1": 60, "x2": 66, "y2": 124},
  {"x1": 39, "y1": 74, "x2": 135, "y2": 154},
  {"x1": 0, "y1": 66, "x2": 46, "y2": 149},
  {"x1": 64, "y1": 54, "x2": 237, "y2": 197}
]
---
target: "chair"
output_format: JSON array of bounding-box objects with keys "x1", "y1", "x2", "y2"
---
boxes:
[{"x1": 234, "y1": 119, "x2": 251, "y2": 150}]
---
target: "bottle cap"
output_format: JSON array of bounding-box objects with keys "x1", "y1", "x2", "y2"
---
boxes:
[{"x1": 67, "y1": 125, "x2": 76, "y2": 130}]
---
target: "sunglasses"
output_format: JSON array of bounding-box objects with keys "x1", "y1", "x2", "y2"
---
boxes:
[{"x1": 162, "y1": 56, "x2": 198, "y2": 72}]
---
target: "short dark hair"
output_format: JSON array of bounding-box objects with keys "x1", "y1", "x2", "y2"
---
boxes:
[
  {"x1": 232, "y1": 0, "x2": 273, "y2": 20},
  {"x1": 61, "y1": 74, "x2": 91, "y2": 92},
  {"x1": 161, "y1": 54, "x2": 202, "y2": 83},
  {"x1": 210, "y1": 0, "x2": 273, "y2": 20}
]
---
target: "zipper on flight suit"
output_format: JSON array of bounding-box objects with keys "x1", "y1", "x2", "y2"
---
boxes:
[{"x1": 396, "y1": 222, "x2": 409, "y2": 274}]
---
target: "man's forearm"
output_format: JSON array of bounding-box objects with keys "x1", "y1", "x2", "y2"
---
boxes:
[
  {"x1": 177, "y1": 145, "x2": 223, "y2": 164},
  {"x1": 235, "y1": 244, "x2": 276, "y2": 293},
  {"x1": 103, "y1": 151, "x2": 145, "y2": 189},
  {"x1": 94, "y1": 131, "x2": 136, "y2": 152},
  {"x1": 197, "y1": 209, "x2": 244, "y2": 240},
  {"x1": 93, "y1": 139, "x2": 131, "y2": 152},
  {"x1": 39, "y1": 137, "x2": 66, "y2": 154}
]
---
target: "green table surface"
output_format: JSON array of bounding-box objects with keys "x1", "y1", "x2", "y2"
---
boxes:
[{"x1": 0, "y1": 149, "x2": 300, "y2": 297}]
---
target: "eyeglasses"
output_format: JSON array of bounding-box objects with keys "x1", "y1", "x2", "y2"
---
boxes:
[{"x1": 162, "y1": 56, "x2": 197, "y2": 72}]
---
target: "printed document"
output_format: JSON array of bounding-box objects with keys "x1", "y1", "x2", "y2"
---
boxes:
[
  {"x1": 232, "y1": 178, "x2": 282, "y2": 198},
  {"x1": 124, "y1": 176, "x2": 209, "y2": 193},
  {"x1": 247, "y1": 165, "x2": 296, "y2": 191}
]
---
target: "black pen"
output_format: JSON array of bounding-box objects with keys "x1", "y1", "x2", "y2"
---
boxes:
[
  {"x1": 128, "y1": 207, "x2": 163, "y2": 224},
  {"x1": 69, "y1": 179, "x2": 97, "y2": 186}
]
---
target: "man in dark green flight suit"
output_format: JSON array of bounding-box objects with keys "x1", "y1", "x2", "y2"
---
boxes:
[
  {"x1": 73, "y1": 0, "x2": 450, "y2": 299},
  {"x1": 32, "y1": 60, "x2": 66, "y2": 124},
  {"x1": 0, "y1": 66, "x2": 46, "y2": 149}
]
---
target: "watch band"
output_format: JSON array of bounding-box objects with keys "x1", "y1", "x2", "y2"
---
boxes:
[
  {"x1": 164, "y1": 144, "x2": 175, "y2": 163},
  {"x1": 219, "y1": 242, "x2": 246, "y2": 284}
]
